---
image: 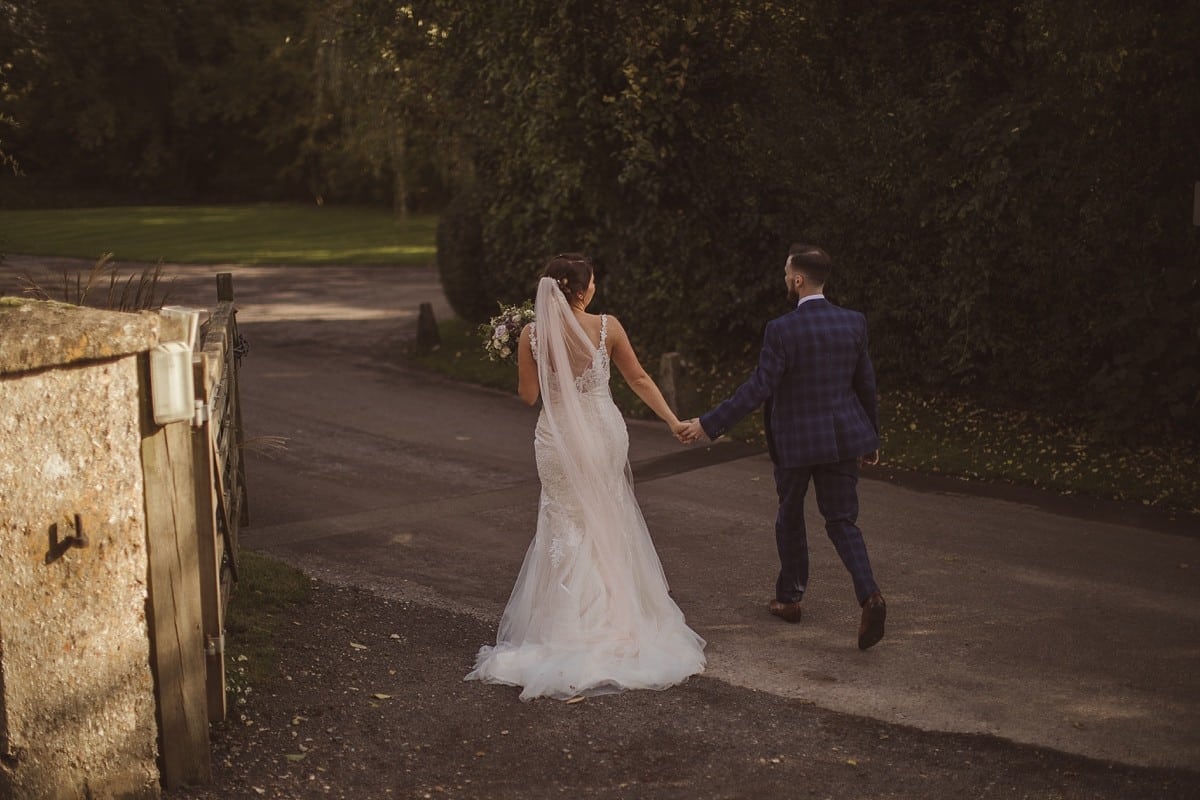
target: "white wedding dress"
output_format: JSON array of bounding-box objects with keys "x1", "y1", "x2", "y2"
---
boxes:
[{"x1": 465, "y1": 279, "x2": 706, "y2": 701}]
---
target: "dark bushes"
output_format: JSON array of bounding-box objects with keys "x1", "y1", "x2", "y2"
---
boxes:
[{"x1": 434, "y1": 0, "x2": 1198, "y2": 441}]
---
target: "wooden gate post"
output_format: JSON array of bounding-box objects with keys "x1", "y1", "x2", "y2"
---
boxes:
[
  {"x1": 141, "y1": 366, "x2": 211, "y2": 785},
  {"x1": 141, "y1": 314, "x2": 211, "y2": 788}
]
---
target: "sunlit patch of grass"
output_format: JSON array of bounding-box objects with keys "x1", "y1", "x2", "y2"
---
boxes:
[
  {"x1": 408, "y1": 318, "x2": 519, "y2": 393},
  {"x1": 0, "y1": 204, "x2": 436, "y2": 265}
]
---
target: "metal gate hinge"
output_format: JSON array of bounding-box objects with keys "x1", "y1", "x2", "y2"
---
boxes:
[
  {"x1": 205, "y1": 634, "x2": 224, "y2": 657},
  {"x1": 194, "y1": 401, "x2": 210, "y2": 427}
]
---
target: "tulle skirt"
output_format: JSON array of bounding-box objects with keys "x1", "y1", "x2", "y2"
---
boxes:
[{"x1": 466, "y1": 404, "x2": 706, "y2": 700}]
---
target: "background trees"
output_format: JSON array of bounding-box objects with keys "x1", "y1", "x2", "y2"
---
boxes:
[
  {"x1": 1, "y1": 0, "x2": 322, "y2": 202},
  {"x1": 0, "y1": 0, "x2": 438, "y2": 209},
  {"x1": 1, "y1": 0, "x2": 1196, "y2": 438}
]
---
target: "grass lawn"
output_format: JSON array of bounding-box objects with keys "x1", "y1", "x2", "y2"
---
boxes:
[
  {"x1": 412, "y1": 319, "x2": 1200, "y2": 520},
  {"x1": 0, "y1": 204, "x2": 436, "y2": 265}
]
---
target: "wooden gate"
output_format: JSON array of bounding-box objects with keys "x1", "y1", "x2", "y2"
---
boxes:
[
  {"x1": 193, "y1": 272, "x2": 249, "y2": 723},
  {"x1": 142, "y1": 272, "x2": 248, "y2": 788}
]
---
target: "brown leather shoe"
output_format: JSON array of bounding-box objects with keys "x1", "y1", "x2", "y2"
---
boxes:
[
  {"x1": 769, "y1": 599, "x2": 804, "y2": 624},
  {"x1": 858, "y1": 592, "x2": 886, "y2": 650}
]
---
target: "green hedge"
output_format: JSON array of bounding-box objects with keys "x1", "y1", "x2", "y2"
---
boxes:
[{"x1": 434, "y1": 0, "x2": 1198, "y2": 440}]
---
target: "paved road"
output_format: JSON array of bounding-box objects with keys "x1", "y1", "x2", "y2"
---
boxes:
[{"x1": 4, "y1": 257, "x2": 1198, "y2": 771}]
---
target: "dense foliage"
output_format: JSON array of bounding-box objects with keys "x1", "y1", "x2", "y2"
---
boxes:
[
  {"x1": 0, "y1": 1, "x2": 317, "y2": 202},
  {"x1": 431, "y1": 0, "x2": 1199, "y2": 440}
]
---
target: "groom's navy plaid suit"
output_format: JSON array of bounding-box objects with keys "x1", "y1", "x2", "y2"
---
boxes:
[{"x1": 700, "y1": 297, "x2": 881, "y2": 605}]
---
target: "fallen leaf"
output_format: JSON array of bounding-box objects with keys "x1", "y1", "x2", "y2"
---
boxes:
[
  {"x1": 286, "y1": 753, "x2": 307, "y2": 762},
  {"x1": 565, "y1": 696, "x2": 585, "y2": 705},
  {"x1": 373, "y1": 693, "x2": 392, "y2": 700},
  {"x1": 350, "y1": 642, "x2": 368, "y2": 650}
]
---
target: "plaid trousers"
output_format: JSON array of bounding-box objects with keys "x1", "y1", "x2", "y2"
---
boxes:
[{"x1": 774, "y1": 458, "x2": 878, "y2": 606}]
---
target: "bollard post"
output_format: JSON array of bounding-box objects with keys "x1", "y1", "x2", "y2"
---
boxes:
[
  {"x1": 417, "y1": 302, "x2": 441, "y2": 353},
  {"x1": 659, "y1": 352, "x2": 696, "y2": 418}
]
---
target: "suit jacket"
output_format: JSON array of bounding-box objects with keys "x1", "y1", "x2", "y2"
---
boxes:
[{"x1": 699, "y1": 298, "x2": 880, "y2": 468}]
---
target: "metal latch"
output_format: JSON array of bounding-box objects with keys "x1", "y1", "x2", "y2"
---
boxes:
[
  {"x1": 205, "y1": 634, "x2": 225, "y2": 657},
  {"x1": 194, "y1": 400, "x2": 210, "y2": 427}
]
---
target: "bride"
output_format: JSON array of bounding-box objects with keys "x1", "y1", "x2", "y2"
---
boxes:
[{"x1": 466, "y1": 253, "x2": 706, "y2": 700}]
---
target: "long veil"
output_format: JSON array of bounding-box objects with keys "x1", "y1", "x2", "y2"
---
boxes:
[
  {"x1": 465, "y1": 277, "x2": 705, "y2": 700},
  {"x1": 527, "y1": 277, "x2": 648, "y2": 632},
  {"x1": 532, "y1": 276, "x2": 623, "y2": 525}
]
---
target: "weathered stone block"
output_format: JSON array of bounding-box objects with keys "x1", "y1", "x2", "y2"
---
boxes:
[
  {"x1": 0, "y1": 297, "x2": 159, "y2": 374},
  {"x1": 1, "y1": 301, "x2": 161, "y2": 799}
]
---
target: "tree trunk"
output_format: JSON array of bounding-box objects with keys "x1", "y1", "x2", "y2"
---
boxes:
[{"x1": 391, "y1": 127, "x2": 408, "y2": 224}]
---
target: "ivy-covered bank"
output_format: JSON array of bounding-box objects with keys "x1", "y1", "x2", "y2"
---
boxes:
[{"x1": 409, "y1": 318, "x2": 1198, "y2": 519}]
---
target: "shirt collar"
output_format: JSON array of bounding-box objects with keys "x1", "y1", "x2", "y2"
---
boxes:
[{"x1": 797, "y1": 293, "x2": 825, "y2": 308}]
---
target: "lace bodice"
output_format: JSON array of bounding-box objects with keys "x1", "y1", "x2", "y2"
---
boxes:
[{"x1": 529, "y1": 315, "x2": 610, "y2": 395}]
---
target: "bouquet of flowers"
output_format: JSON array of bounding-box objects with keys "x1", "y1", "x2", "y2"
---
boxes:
[{"x1": 479, "y1": 300, "x2": 535, "y2": 363}]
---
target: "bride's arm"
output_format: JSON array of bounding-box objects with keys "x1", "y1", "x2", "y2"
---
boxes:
[
  {"x1": 517, "y1": 325, "x2": 539, "y2": 405},
  {"x1": 607, "y1": 316, "x2": 682, "y2": 429}
]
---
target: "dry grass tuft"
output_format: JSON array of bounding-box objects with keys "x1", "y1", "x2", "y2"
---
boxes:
[
  {"x1": 19, "y1": 252, "x2": 176, "y2": 311},
  {"x1": 241, "y1": 435, "x2": 291, "y2": 458}
]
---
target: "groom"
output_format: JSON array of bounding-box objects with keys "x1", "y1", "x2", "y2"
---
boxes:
[{"x1": 682, "y1": 244, "x2": 886, "y2": 650}]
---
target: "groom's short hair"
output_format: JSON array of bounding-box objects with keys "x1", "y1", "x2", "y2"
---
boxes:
[{"x1": 787, "y1": 244, "x2": 832, "y2": 286}]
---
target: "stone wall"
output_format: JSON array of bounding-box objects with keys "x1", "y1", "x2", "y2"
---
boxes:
[{"x1": 0, "y1": 298, "x2": 162, "y2": 799}]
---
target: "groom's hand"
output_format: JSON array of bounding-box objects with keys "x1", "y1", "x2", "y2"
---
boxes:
[
  {"x1": 860, "y1": 449, "x2": 880, "y2": 467},
  {"x1": 681, "y1": 418, "x2": 709, "y2": 444}
]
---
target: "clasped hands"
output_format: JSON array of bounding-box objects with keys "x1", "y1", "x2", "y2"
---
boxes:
[
  {"x1": 671, "y1": 418, "x2": 708, "y2": 445},
  {"x1": 670, "y1": 420, "x2": 882, "y2": 467}
]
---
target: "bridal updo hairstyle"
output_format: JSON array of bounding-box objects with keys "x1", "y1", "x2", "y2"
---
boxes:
[{"x1": 543, "y1": 253, "x2": 593, "y2": 304}]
